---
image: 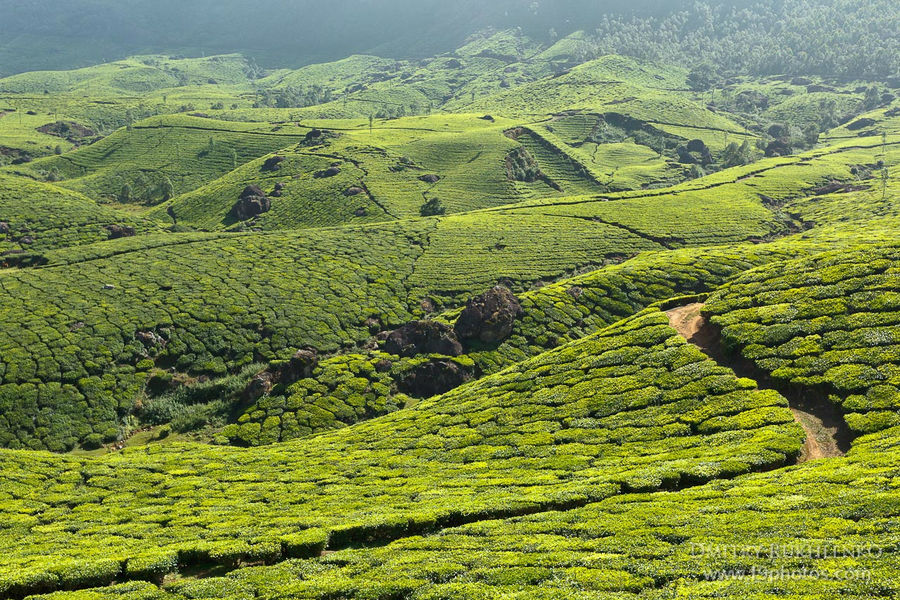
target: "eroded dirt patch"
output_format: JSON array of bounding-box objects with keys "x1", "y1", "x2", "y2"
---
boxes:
[{"x1": 666, "y1": 303, "x2": 848, "y2": 462}]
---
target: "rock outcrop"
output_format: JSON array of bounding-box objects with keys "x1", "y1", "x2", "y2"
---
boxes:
[
  {"x1": 106, "y1": 224, "x2": 136, "y2": 239},
  {"x1": 261, "y1": 156, "x2": 285, "y2": 172},
  {"x1": 278, "y1": 349, "x2": 319, "y2": 386},
  {"x1": 454, "y1": 286, "x2": 524, "y2": 344},
  {"x1": 231, "y1": 185, "x2": 271, "y2": 221},
  {"x1": 396, "y1": 359, "x2": 474, "y2": 397},
  {"x1": 384, "y1": 321, "x2": 463, "y2": 357}
]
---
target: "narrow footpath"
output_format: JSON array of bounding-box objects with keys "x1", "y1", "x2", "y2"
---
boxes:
[{"x1": 666, "y1": 303, "x2": 852, "y2": 462}]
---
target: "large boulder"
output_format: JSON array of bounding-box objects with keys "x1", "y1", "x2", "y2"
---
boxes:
[
  {"x1": 315, "y1": 166, "x2": 341, "y2": 178},
  {"x1": 243, "y1": 372, "x2": 274, "y2": 403},
  {"x1": 454, "y1": 286, "x2": 524, "y2": 344},
  {"x1": 384, "y1": 321, "x2": 463, "y2": 357},
  {"x1": 106, "y1": 224, "x2": 136, "y2": 239},
  {"x1": 0, "y1": 222, "x2": 8, "y2": 234},
  {"x1": 396, "y1": 359, "x2": 474, "y2": 397},
  {"x1": 261, "y1": 156, "x2": 285, "y2": 172},
  {"x1": 278, "y1": 349, "x2": 319, "y2": 386},
  {"x1": 231, "y1": 185, "x2": 271, "y2": 221}
]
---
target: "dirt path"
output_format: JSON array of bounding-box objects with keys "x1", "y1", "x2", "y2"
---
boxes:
[{"x1": 666, "y1": 303, "x2": 848, "y2": 462}]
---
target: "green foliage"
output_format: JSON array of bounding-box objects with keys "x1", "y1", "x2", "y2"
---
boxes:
[
  {"x1": 231, "y1": 240, "x2": 819, "y2": 444},
  {"x1": 420, "y1": 197, "x2": 446, "y2": 217},
  {"x1": 68, "y1": 423, "x2": 896, "y2": 600},
  {"x1": 707, "y1": 243, "x2": 900, "y2": 433},
  {"x1": 13, "y1": 115, "x2": 309, "y2": 204},
  {"x1": 0, "y1": 21, "x2": 899, "y2": 600},
  {"x1": 0, "y1": 310, "x2": 803, "y2": 592},
  {"x1": 0, "y1": 174, "x2": 153, "y2": 254}
]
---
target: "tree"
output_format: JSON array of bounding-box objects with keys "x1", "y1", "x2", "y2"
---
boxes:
[
  {"x1": 863, "y1": 86, "x2": 882, "y2": 111},
  {"x1": 688, "y1": 63, "x2": 717, "y2": 92},
  {"x1": 119, "y1": 184, "x2": 133, "y2": 203},
  {"x1": 803, "y1": 124, "x2": 820, "y2": 148},
  {"x1": 420, "y1": 197, "x2": 446, "y2": 217},
  {"x1": 160, "y1": 177, "x2": 175, "y2": 202},
  {"x1": 721, "y1": 140, "x2": 753, "y2": 168}
]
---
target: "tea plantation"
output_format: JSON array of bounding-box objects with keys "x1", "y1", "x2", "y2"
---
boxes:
[
  {"x1": 0, "y1": 16, "x2": 899, "y2": 600},
  {"x1": 707, "y1": 243, "x2": 900, "y2": 435},
  {"x1": 41, "y1": 423, "x2": 896, "y2": 600},
  {"x1": 0, "y1": 175, "x2": 153, "y2": 254},
  {"x1": 0, "y1": 310, "x2": 806, "y2": 594}
]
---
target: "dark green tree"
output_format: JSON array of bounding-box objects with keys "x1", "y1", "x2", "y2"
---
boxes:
[
  {"x1": 420, "y1": 197, "x2": 446, "y2": 217},
  {"x1": 687, "y1": 63, "x2": 717, "y2": 92},
  {"x1": 119, "y1": 184, "x2": 133, "y2": 203}
]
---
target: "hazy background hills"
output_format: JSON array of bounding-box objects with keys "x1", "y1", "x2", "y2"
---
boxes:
[
  {"x1": 3, "y1": 0, "x2": 897, "y2": 79},
  {"x1": 0, "y1": 0, "x2": 673, "y2": 75}
]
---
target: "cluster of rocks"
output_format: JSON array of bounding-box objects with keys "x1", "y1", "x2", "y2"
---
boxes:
[
  {"x1": 36, "y1": 120, "x2": 96, "y2": 143},
  {"x1": 240, "y1": 287, "x2": 524, "y2": 405},
  {"x1": 243, "y1": 349, "x2": 319, "y2": 403},
  {"x1": 301, "y1": 128, "x2": 335, "y2": 147},
  {"x1": 384, "y1": 320, "x2": 463, "y2": 357},
  {"x1": 379, "y1": 287, "x2": 524, "y2": 397},
  {"x1": 231, "y1": 185, "x2": 271, "y2": 221},
  {"x1": 135, "y1": 330, "x2": 167, "y2": 353},
  {"x1": 106, "y1": 224, "x2": 136, "y2": 239}
]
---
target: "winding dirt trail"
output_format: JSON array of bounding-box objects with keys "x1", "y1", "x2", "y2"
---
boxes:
[{"x1": 666, "y1": 303, "x2": 848, "y2": 462}]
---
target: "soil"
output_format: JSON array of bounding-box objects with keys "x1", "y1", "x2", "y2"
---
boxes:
[{"x1": 666, "y1": 303, "x2": 849, "y2": 462}]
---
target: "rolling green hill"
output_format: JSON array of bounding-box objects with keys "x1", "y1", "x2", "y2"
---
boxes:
[
  {"x1": 8, "y1": 115, "x2": 309, "y2": 204},
  {"x1": 0, "y1": 12, "x2": 900, "y2": 600},
  {"x1": 0, "y1": 122, "x2": 896, "y2": 451},
  {"x1": 0, "y1": 55, "x2": 256, "y2": 95},
  {"x1": 0, "y1": 309, "x2": 805, "y2": 594},
  {"x1": 0, "y1": 175, "x2": 154, "y2": 255}
]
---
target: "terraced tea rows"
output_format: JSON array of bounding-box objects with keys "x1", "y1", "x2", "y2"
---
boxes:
[
  {"x1": 56, "y1": 424, "x2": 898, "y2": 600},
  {"x1": 0, "y1": 15, "x2": 899, "y2": 600},
  {"x1": 0, "y1": 175, "x2": 152, "y2": 254},
  {"x1": 0, "y1": 224, "x2": 430, "y2": 451},
  {"x1": 9, "y1": 115, "x2": 310, "y2": 203},
  {"x1": 2, "y1": 130, "x2": 892, "y2": 450},
  {"x1": 706, "y1": 243, "x2": 900, "y2": 435},
  {"x1": 233, "y1": 242, "x2": 818, "y2": 445},
  {"x1": 0, "y1": 310, "x2": 804, "y2": 595}
]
